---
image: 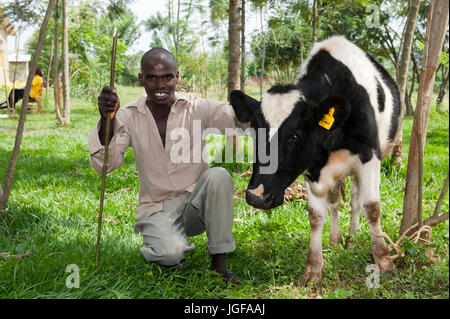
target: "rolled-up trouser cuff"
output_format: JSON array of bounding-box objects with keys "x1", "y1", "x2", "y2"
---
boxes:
[{"x1": 207, "y1": 240, "x2": 236, "y2": 255}]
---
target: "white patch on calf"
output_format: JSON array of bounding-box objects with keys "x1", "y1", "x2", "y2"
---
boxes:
[
  {"x1": 309, "y1": 149, "x2": 360, "y2": 197},
  {"x1": 248, "y1": 184, "x2": 264, "y2": 198},
  {"x1": 261, "y1": 90, "x2": 301, "y2": 139}
]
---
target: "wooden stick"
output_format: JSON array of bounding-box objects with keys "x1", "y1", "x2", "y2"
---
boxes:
[{"x1": 95, "y1": 28, "x2": 118, "y2": 269}]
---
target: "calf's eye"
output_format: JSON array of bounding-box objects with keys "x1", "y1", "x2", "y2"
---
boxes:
[{"x1": 288, "y1": 134, "x2": 300, "y2": 143}]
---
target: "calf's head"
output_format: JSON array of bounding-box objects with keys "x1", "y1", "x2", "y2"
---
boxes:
[{"x1": 230, "y1": 85, "x2": 350, "y2": 210}]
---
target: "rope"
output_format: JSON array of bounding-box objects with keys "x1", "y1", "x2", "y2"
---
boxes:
[{"x1": 378, "y1": 223, "x2": 433, "y2": 261}]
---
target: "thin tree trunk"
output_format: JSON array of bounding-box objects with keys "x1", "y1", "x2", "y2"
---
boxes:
[
  {"x1": 47, "y1": 38, "x2": 53, "y2": 90},
  {"x1": 424, "y1": 173, "x2": 449, "y2": 227},
  {"x1": 401, "y1": 0, "x2": 449, "y2": 235},
  {"x1": 312, "y1": 0, "x2": 317, "y2": 43},
  {"x1": 436, "y1": 62, "x2": 449, "y2": 108},
  {"x1": 227, "y1": 0, "x2": 241, "y2": 100},
  {"x1": 259, "y1": 6, "x2": 266, "y2": 99},
  {"x1": 62, "y1": 0, "x2": 70, "y2": 124},
  {"x1": 9, "y1": 33, "x2": 21, "y2": 116},
  {"x1": 0, "y1": 0, "x2": 58, "y2": 210},
  {"x1": 393, "y1": 0, "x2": 422, "y2": 165},
  {"x1": 53, "y1": 1, "x2": 64, "y2": 125},
  {"x1": 1, "y1": 66, "x2": 9, "y2": 113},
  {"x1": 240, "y1": 0, "x2": 246, "y2": 92}
]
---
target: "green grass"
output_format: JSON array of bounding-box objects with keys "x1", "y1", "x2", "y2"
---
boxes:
[{"x1": 0, "y1": 85, "x2": 448, "y2": 299}]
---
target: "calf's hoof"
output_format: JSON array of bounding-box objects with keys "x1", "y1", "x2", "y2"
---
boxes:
[
  {"x1": 329, "y1": 232, "x2": 343, "y2": 247},
  {"x1": 344, "y1": 236, "x2": 355, "y2": 248},
  {"x1": 300, "y1": 267, "x2": 322, "y2": 287}
]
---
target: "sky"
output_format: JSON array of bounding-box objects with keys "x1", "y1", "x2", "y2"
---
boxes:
[{"x1": 5, "y1": 0, "x2": 261, "y2": 56}]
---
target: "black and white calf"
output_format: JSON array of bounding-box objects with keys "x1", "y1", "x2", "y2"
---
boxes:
[{"x1": 230, "y1": 36, "x2": 401, "y2": 285}]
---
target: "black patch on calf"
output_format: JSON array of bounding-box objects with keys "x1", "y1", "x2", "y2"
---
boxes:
[
  {"x1": 366, "y1": 54, "x2": 401, "y2": 141},
  {"x1": 296, "y1": 49, "x2": 382, "y2": 165},
  {"x1": 267, "y1": 84, "x2": 299, "y2": 95},
  {"x1": 376, "y1": 79, "x2": 385, "y2": 112}
]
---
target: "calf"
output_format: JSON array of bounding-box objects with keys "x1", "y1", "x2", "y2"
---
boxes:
[{"x1": 230, "y1": 36, "x2": 401, "y2": 285}]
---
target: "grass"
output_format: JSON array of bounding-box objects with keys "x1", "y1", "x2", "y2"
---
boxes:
[{"x1": 0, "y1": 84, "x2": 448, "y2": 299}]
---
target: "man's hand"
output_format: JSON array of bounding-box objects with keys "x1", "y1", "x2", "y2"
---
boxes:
[
  {"x1": 98, "y1": 86, "x2": 119, "y2": 145},
  {"x1": 98, "y1": 86, "x2": 120, "y2": 120}
]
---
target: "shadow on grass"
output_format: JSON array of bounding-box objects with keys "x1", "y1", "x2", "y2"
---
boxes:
[{"x1": 0, "y1": 146, "x2": 137, "y2": 197}]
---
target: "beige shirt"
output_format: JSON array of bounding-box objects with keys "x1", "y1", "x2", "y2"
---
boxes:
[{"x1": 88, "y1": 93, "x2": 247, "y2": 222}]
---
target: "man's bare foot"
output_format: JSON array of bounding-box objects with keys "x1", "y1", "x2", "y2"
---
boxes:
[{"x1": 211, "y1": 253, "x2": 242, "y2": 285}]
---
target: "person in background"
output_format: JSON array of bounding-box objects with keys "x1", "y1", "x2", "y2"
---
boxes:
[{"x1": 0, "y1": 67, "x2": 43, "y2": 110}]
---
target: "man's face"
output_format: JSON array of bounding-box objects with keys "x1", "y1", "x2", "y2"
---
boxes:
[{"x1": 139, "y1": 57, "x2": 179, "y2": 107}]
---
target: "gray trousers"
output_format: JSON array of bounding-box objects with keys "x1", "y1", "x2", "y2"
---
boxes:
[{"x1": 133, "y1": 167, "x2": 236, "y2": 267}]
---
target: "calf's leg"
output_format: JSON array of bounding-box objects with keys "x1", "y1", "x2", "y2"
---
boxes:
[
  {"x1": 345, "y1": 176, "x2": 360, "y2": 248},
  {"x1": 356, "y1": 157, "x2": 395, "y2": 272},
  {"x1": 328, "y1": 180, "x2": 343, "y2": 247},
  {"x1": 301, "y1": 181, "x2": 327, "y2": 285}
]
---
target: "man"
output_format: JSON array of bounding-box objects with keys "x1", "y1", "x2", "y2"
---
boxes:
[{"x1": 88, "y1": 48, "x2": 246, "y2": 284}]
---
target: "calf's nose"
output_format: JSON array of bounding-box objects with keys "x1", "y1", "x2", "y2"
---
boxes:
[{"x1": 246, "y1": 190, "x2": 275, "y2": 210}]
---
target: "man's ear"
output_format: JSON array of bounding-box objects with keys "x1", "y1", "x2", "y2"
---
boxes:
[
  {"x1": 138, "y1": 73, "x2": 143, "y2": 86},
  {"x1": 229, "y1": 90, "x2": 261, "y2": 122},
  {"x1": 314, "y1": 96, "x2": 350, "y2": 131}
]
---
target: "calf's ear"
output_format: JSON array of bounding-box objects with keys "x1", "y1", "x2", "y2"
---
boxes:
[
  {"x1": 314, "y1": 96, "x2": 350, "y2": 131},
  {"x1": 229, "y1": 90, "x2": 261, "y2": 123}
]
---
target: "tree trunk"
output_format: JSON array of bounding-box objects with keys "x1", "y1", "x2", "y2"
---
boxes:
[
  {"x1": 0, "y1": 0, "x2": 58, "y2": 210},
  {"x1": 47, "y1": 38, "x2": 53, "y2": 90},
  {"x1": 401, "y1": 0, "x2": 449, "y2": 235},
  {"x1": 62, "y1": 0, "x2": 70, "y2": 124},
  {"x1": 240, "y1": 0, "x2": 246, "y2": 92},
  {"x1": 392, "y1": 0, "x2": 422, "y2": 165},
  {"x1": 312, "y1": 0, "x2": 317, "y2": 43},
  {"x1": 259, "y1": 5, "x2": 266, "y2": 99},
  {"x1": 9, "y1": 33, "x2": 21, "y2": 116},
  {"x1": 436, "y1": 62, "x2": 449, "y2": 108},
  {"x1": 227, "y1": 0, "x2": 241, "y2": 100},
  {"x1": 53, "y1": 1, "x2": 64, "y2": 125}
]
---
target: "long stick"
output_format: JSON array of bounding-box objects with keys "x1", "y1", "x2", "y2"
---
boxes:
[{"x1": 95, "y1": 28, "x2": 118, "y2": 269}]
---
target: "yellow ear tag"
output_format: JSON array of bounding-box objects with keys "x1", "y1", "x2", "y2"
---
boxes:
[{"x1": 318, "y1": 106, "x2": 335, "y2": 130}]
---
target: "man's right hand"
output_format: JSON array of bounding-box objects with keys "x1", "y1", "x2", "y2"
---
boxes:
[{"x1": 98, "y1": 86, "x2": 120, "y2": 120}]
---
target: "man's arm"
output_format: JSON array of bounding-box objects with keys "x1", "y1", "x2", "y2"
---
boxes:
[{"x1": 199, "y1": 98, "x2": 250, "y2": 133}]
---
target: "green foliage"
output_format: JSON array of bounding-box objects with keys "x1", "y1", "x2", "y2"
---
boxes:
[
  {"x1": 25, "y1": 1, "x2": 136, "y2": 105},
  {"x1": 0, "y1": 86, "x2": 448, "y2": 299},
  {"x1": 251, "y1": 14, "x2": 312, "y2": 83},
  {"x1": 416, "y1": 40, "x2": 449, "y2": 69}
]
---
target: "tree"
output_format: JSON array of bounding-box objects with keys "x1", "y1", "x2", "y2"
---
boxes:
[
  {"x1": 240, "y1": 0, "x2": 246, "y2": 92},
  {"x1": 312, "y1": 0, "x2": 317, "y2": 43},
  {"x1": 436, "y1": 47, "x2": 449, "y2": 108},
  {"x1": 227, "y1": 0, "x2": 241, "y2": 100},
  {"x1": 1, "y1": 0, "x2": 58, "y2": 210},
  {"x1": 401, "y1": 0, "x2": 449, "y2": 236},
  {"x1": 62, "y1": 0, "x2": 70, "y2": 124},
  {"x1": 392, "y1": 0, "x2": 422, "y2": 165},
  {"x1": 53, "y1": 0, "x2": 64, "y2": 125}
]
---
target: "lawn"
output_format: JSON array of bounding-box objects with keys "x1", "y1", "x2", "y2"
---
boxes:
[{"x1": 0, "y1": 85, "x2": 448, "y2": 299}]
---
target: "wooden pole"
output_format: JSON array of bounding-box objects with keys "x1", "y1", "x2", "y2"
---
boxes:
[{"x1": 95, "y1": 28, "x2": 118, "y2": 269}]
